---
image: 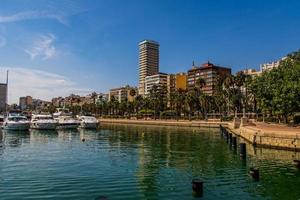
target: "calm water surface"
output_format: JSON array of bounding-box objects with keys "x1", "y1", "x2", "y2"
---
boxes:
[{"x1": 0, "y1": 124, "x2": 300, "y2": 200}]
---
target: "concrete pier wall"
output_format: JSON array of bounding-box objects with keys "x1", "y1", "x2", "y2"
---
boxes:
[{"x1": 228, "y1": 125, "x2": 300, "y2": 151}]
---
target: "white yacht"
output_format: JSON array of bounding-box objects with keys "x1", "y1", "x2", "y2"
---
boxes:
[
  {"x1": 31, "y1": 114, "x2": 58, "y2": 130},
  {"x1": 78, "y1": 115, "x2": 99, "y2": 129},
  {"x1": 53, "y1": 108, "x2": 72, "y2": 119},
  {"x1": 3, "y1": 113, "x2": 30, "y2": 131},
  {"x1": 54, "y1": 108, "x2": 80, "y2": 129},
  {"x1": 56, "y1": 116, "x2": 80, "y2": 129}
]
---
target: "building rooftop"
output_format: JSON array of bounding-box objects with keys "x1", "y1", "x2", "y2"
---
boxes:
[
  {"x1": 145, "y1": 72, "x2": 168, "y2": 78},
  {"x1": 188, "y1": 62, "x2": 231, "y2": 71},
  {"x1": 138, "y1": 39, "x2": 159, "y2": 46}
]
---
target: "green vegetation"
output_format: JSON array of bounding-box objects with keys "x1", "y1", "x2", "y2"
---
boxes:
[{"x1": 248, "y1": 50, "x2": 300, "y2": 123}]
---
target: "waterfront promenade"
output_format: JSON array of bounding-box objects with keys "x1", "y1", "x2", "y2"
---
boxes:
[{"x1": 100, "y1": 118, "x2": 300, "y2": 151}]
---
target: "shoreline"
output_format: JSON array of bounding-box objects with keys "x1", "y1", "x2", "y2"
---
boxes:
[{"x1": 99, "y1": 118, "x2": 300, "y2": 151}]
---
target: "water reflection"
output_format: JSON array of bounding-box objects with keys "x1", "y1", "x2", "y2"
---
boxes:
[
  {"x1": 57, "y1": 129, "x2": 79, "y2": 142},
  {"x1": 0, "y1": 124, "x2": 299, "y2": 200},
  {"x1": 30, "y1": 129, "x2": 58, "y2": 144},
  {"x1": 1, "y1": 129, "x2": 30, "y2": 148},
  {"x1": 0, "y1": 131, "x2": 3, "y2": 156},
  {"x1": 79, "y1": 128, "x2": 101, "y2": 141},
  {"x1": 101, "y1": 124, "x2": 300, "y2": 200}
]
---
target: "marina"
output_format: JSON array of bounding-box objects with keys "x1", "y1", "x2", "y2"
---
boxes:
[{"x1": 0, "y1": 110, "x2": 99, "y2": 131}]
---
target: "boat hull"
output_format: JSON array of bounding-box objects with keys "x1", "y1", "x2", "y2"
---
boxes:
[
  {"x1": 79, "y1": 122, "x2": 98, "y2": 129},
  {"x1": 31, "y1": 122, "x2": 57, "y2": 130},
  {"x1": 57, "y1": 123, "x2": 80, "y2": 129},
  {"x1": 3, "y1": 122, "x2": 30, "y2": 131}
]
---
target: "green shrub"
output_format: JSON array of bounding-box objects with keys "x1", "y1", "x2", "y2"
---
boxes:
[
  {"x1": 221, "y1": 116, "x2": 234, "y2": 121},
  {"x1": 160, "y1": 110, "x2": 177, "y2": 117},
  {"x1": 294, "y1": 114, "x2": 300, "y2": 124},
  {"x1": 138, "y1": 109, "x2": 154, "y2": 115}
]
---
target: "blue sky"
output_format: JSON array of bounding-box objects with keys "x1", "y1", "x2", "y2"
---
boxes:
[{"x1": 0, "y1": 0, "x2": 299, "y2": 103}]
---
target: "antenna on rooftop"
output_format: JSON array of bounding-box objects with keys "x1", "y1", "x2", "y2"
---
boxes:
[{"x1": 207, "y1": 57, "x2": 211, "y2": 64}]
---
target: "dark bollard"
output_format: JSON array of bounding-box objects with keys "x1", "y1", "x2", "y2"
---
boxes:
[
  {"x1": 192, "y1": 179, "x2": 203, "y2": 197},
  {"x1": 232, "y1": 137, "x2": 237, "y2": 148},
  {"x1": 293, "y1": 160, "x2": 300, "y2": 169},
  {"x1": 225, "y1": 130, "x2": 229, "y2": 143},
  {"x1": 221, "y1": 126, "x2": 224, "y2": 136},
  {"x1": 229, "y1": 133, "x2": 233, "y2": 144},
  {"x1": 249, "y1": 167, "x2": 259, "y2": 181},
  {"x1": 240, "y1": 143, "x2": 246, "y2": 159}
]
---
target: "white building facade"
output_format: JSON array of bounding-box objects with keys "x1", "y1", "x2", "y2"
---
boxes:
[{"x1": 145, "y1": 72, "x2": 168, "y2": 96}]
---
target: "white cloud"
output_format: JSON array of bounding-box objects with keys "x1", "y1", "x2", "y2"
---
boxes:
[
  {"x1": 24, "y1": 34, "x2": 57, "y2": 60},
  {"x1": 0, "y1": 67, "x2": 92, "y2": 104},
  {"x1": 0, "y1": 11, "x2": 67, "y2": 25}
]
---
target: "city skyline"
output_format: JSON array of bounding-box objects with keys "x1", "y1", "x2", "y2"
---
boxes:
[{"x1": 0, "y1": 0, "x2": 300, "y2": 103}]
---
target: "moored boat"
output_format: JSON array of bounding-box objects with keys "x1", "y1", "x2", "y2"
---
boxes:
[
  {"x1": 77, "y1": 115, "x2": 99, "y2": 129},
  {"x1": 56, "y1": 116, "x2": 80, "y2": 129},
  {"x1": 31, "y1": 114, "x2": 57, "y2": 130},
  {"x1": 53, "y1": 108, "x2": 80, "y2": 129},
  {"x1": 3, "y1": 113, "x2": 30, "y2": 131}
]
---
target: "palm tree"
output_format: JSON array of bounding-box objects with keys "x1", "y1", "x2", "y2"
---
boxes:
[
  {"x1": 120, "y1": 99, "x2": 128, "y2": 117},
  {"x1": 109, "y1": 96, "x2": 117, "y2": 116},
  {"x1": 199, "y1": 92, "x2": 209, "y2": 120},
  {"x1": 223, "y1": 74, "x2": 235, "y2": 115},
  {"x1": 235, "y1": 71, "x2": 246, "y2": 88},
  {"x1": 135, "y1": 95, "x2": 143, "y2": 115},
  {"x1": 196, "y1": 77, "x2": 206, "y2": 90},
  {"x1": 91, "y1": 92, "x2": 98, "y2": 105},
  {"x1": 174, "y1": 89, "x2": 186, "y2": 119},
  {"x1": 149, "y1": 85, "x2": 160, "y2": 119},
  {"x1": 129, "y1": 89, "x2": 136, "y2": 97},
  {"x1": 186, "y1": 90, "x2": 198, "y2": 120}
]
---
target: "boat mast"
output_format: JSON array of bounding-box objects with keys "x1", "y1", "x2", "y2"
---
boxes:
[{"x1": 5, "y1": 70, "x2": 8, "y2": 114}]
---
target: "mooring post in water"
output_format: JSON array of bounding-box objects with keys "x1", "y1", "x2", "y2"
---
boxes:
[
  {"x1": 192, "y1": 179, "x2": 203, "y2": 197},
  {"x1": 220, "y1": 126, "x2": 225, "y2": 137},
  {"x1": 293, "y1": 160, "x2": 300, "y2": 169},
  {"x1": 232, "y1": 137, "x2": 237, "y2": 148},
  {"x1": 249, "y1": 167, "x2": 259, "y2": 181},
  {"x1": 240, "y1": 143, "x2": 246, "y2": 159},
  {"x1": 229, "y1": 133, "x2": 232, "y2": 144},
  {"x1": 225, "y1": 130, "x2": 229, "y2": 143}
]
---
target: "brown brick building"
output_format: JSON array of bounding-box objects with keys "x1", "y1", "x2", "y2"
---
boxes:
[{"x1": 187, "y1": 62, "x2": 231, "y2": 95}]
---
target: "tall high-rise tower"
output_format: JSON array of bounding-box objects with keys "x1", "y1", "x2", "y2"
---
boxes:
[
  {"x1": 0, "y1": 70, "x2": 8, "y2": 112},
  {"x1": 138, "y1": 40, "x2": 159, "y2": 96}
]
